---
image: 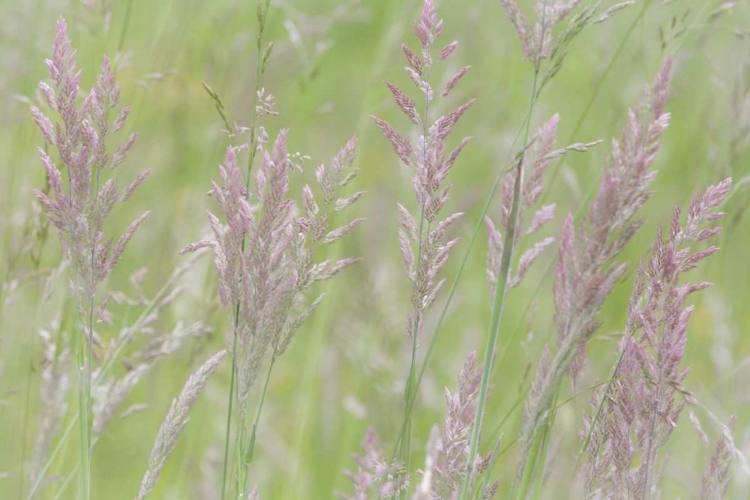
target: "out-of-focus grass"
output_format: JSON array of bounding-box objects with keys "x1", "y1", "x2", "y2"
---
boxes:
[{"x1": 1, "y1": 0, "x2": 749, "y2": 498}]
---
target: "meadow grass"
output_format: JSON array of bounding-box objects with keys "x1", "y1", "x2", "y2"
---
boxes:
[{"x1": 1, "y1": 0, "x2": 749, "y2": 498}]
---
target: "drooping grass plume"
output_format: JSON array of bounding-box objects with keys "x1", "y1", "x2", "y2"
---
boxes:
[
  {"x1": 420, "y1": 351, "x2": 498, "y2": 499},
  {"x1": 31, "y1": 20, "x2": 151, "y2": 296},
  {"x1": 500, "y1": 0, "x2": 583, "y2": 61},
  {"x1": 25, "y1": 249, "x2": 211, "y2": 500},
  {"x1": 182, "y1": 135, "x2": 362, "y2": 415},
  {"x1": 138, "y1": 349, "x2": 227, "y2": 499},
  {"x1": 31, "y1": 324, "x2": 70, "y2": 487},
  {"x1": 701, "y1": 416, "x2": 735, "y2": 500},
  {"x1": 583, "y1": 178, "x2": 733, "y2": 498},
  {"x1": 30, "y1": 17, "x2": 151, "y2": 498},
  {"x1": 339, "y1": 429, "x2": 409, "y2": 500},
  {"x1": 516, "y1": 58, "x2": 673, "y2": 496},
  {"x1": 183, "y1": 133, "x2": 363, "y2": 497}
]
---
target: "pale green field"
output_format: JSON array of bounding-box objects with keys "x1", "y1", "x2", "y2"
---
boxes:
[{"x1": 1, "y1": 0, "x2": 749, "y2": 498}]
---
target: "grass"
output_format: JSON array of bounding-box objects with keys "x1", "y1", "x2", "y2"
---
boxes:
[{"x1": 1, "y1": 0, "x2": 749, "y2": 498}]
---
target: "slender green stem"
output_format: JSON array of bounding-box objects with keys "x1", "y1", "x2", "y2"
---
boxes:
[
  {"x1": 76, "y1": 326, "x2": 90, "y2": 500},
  {"x1": 61, "y1": 153, "x2": 89, "y2": 500},
  {"x1": 476, "y1": 396, "x2": 524, "y2": 499},
  {"x1": 39, "y1": 422, "x2": 115, "y2": 500},
  {"x1": 458, "y1": 59, "x2": 541, "y2": 500},
  {"x1": 398, "y1": 325, "x2": 420, "y2": 470},
  {"x1": 77, "y1": 113, "x2": 110, "y2": 500},
  {"x1": 27, "y1": 255, "x2": 194, "y2": 499},
  {"x1": 18, "y1": 341, "x2": 34, "y2": 500},
  {"x1": 524, "y1": 390, "x2": 558, "y2": 499},
  {"x1": 246, "y1": 0, "x2": 272, "y2": 179},
  {"x1": 219, "y1": 327, "x2": 239, "y2": 500},
  {"x1": 117, "y1": 0, "x2": 135, "y2": 53},
  {"x1": 457, "y1": 155, "x2": 523, "y2": 500},
  {"x1": 240, "y1": 355, "x2": 276, "y2": 493},
  {"x1": 52, "y1": 464, "x2": 77, "y2": 500}
]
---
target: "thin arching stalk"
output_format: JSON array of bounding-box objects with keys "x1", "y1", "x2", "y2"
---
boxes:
[
  {"x1": 458, "y1": 58, "x2": 542, "y2": 500},
  {"x1": 219, "y1": 324, "x2": 239, "y2": 500}
]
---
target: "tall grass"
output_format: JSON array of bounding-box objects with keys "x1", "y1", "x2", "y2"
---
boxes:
[{"x1": 3, "y1": 0, "x2": 750, "y2": 498}]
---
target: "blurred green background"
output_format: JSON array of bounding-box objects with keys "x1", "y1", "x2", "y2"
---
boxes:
[{"x1": 1, "y1": 0, "x2": 749, "y2": 498}]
